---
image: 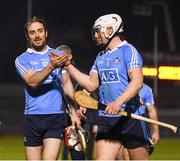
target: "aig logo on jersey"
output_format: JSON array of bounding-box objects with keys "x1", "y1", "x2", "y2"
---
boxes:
[{"x1": 99, "y1": 68, "x2": 120, "y2": 83}]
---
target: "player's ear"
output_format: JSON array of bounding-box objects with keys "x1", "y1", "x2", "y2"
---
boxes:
[{"x1": 107, "y1": 27, "x2": 113, "y2": 37}]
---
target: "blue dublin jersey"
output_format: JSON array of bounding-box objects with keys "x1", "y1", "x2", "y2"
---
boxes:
[
  {"x1": 139, "y1": 84, "x2": 154, "y2": 106},
  {"x1": 91, "y1": 41, "x2": 143, "y2": 117},
  {"x1": 15, "y1": 46, "x2": 65, "y2": 115}
]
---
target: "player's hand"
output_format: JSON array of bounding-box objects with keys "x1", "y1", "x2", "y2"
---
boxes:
[
  {"x1": 152, "y1": 130, "x2": 160, "y2": 144},
  {"x1": 49, "y1": 52, "x2": 69, "y2": 68},
  {"x1": 64, "y1": 53, "x2": 72, "y2": 67},
  {"x1": 69, "y1": 108, "x2": 81, "y2": 129},
  {"x1": 78, "y1": 107, "x2": 87, "y2": 119},
  {"x1": 104, "y1": 101, "x2": 122, "y2": 115}
]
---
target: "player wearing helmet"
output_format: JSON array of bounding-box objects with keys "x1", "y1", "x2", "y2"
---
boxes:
[
  {"x1": 64, "y1": 13, "x2": 151, "y2": 160},
  {"x1": 116, "y1": 83, "x2": 159, "y2": 160},
  {"x1": 92, "y1": 13, "x2": 123, "y2": 47}
]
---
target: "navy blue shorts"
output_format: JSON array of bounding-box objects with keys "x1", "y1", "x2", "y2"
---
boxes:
[
  {"x1": 96, "y1": 115, "x2": 152, "y2": 150},
  {"x1": 85, "y1": 109, "x2": 98, "y2": 125},
  {"x1": 23, "y1": 114, "x2": 66, "y2": 146}
]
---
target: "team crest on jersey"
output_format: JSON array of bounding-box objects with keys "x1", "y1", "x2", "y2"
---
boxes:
[
  {"x1": 113, "y1": 57, "x2": 120, "y2": 64},
  {"x1": 99, "y1": 68, "x2": 120, "y2": 83}
]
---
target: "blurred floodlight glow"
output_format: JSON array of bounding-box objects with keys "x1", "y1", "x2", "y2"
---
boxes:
[
  {"x1": 158, "y1": 66, "x2": 180, "y2": 80},
  {"x1": 143, "y1": 66, "x2": 180, "y2": 80},
  {"x1": 143, "y1": 67, "x2": 157, "y2": 77}
]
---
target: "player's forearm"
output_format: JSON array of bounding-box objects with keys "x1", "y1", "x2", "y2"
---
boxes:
[
  {"x1": 148, "y1": 108, "x2": 159, "y2": 132},
  {"x1": 27, "y1": 64, "x2": 53, "y2": 88},
  {"x1": 63, "y1": 79, "x2": 74, "y2": 101},
  {"x1": 62, "y1": 72, "x2": 79, "y2": 113},
  {"x1": 69, "y1": 106, "x2": 76, "y2": 114},
  {"x1": 66, "y1": 64, "x2": 97, "y2": 91},
  {"x1": 116, "y1": 68, "x2": 143, "y2": 106},
  {"x1": 63, "y1": 84, "x2": 74, "y2": 101},
  {"x1": 116, "y1": 77, "x2": 143, "y2": 106},
  {"x1": 153, "y1": 124, "x2": 159, "y2": 133}
]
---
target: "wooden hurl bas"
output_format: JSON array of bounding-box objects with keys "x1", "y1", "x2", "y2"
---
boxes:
[{"x1": 74, "y1": 90, "x2": 178, "y2": 133}]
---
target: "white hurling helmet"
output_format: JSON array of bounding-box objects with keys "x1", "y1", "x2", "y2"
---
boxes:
[{"x1": 92, "y1": 13, "x2": 123, "y2": 45}]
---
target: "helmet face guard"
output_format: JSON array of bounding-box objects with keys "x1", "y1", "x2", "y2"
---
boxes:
[
  {"x1": 64, "y1": 125, "x2": 89, "y2": 152},
  {"x1": 92, "y1": 25, "x2": 104, "y2": 45},
  {"x1": 65, "y1": 126, "x2": 82, "y2": 151}
]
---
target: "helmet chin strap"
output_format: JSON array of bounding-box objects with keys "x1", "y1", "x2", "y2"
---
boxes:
[
  {"x1": 102, "y1": 22, "x2": 123, "y2": 49},
  {"x1": 96, "y1": 35, "x2": 115, "y2": 51},
  {"x1": 101, "y1": 32, "x2": 118, "y2": 50},
  {"x1": 105, "y1": 34, "x2": 115, "y2": 48}
]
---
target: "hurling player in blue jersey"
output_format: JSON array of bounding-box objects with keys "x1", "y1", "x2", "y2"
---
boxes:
[
  {"x1": 116, "y1": 83, "x2": 160, "y2": 159},
  {"x1": 15, "y1": 17, "x2": 80, "y2": 160},
  {"x1": 56, "y1": 44, "x2": 86, "y2": 160},
  {"x1": 64, "y1": 13, "x2": 152, "y2": 160},
  {"x1": 139, "y1": 83, "x2": 160, "y2": 144}
]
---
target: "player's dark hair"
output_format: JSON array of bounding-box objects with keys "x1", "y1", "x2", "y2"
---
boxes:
[
  {"x1": 24, "y1": 16, "x2": 47, "y2": 39},
  {"x1": 118, "y1": 33, "x2": 125, "y2": 41},
  {"x1": 56, "y1": 44, "x2": 75, "y2": 65}
]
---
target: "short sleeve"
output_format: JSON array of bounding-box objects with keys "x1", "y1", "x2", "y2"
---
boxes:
[
  {"x1": 124, "y1": 45, "x2": 143, "y2": 71},
  {"x1": 15, "y1": 56, "x2": 32, "y2": 78},
  {"x1": 90, "y1": 55, "x2": 99, "y2": 74},
  {"x1": 140, "y1": 85, "x2": 154, "y2": 106},
  {"x1": 145, "y1": 87, "x2": 154, "y2": 105}
]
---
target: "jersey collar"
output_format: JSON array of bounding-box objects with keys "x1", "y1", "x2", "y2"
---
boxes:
[
  {"x1": 108, "y1": 40, "x2": 127, "y2": 53},
  {"x1": 27, "y1": 45, "x2": 51, "y2": 54},
  {"x1": 117, "y1": 40, "x2": 127, "y2": 48}
]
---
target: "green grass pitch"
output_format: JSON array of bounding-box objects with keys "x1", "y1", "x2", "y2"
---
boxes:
[{"x1": 0, "y1": 136, "x2": 180, "y2": 160}]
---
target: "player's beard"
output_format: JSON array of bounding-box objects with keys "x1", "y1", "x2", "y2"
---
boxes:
[{"x1": 30, "y1": 39, "x2": 46, "y2": 51}]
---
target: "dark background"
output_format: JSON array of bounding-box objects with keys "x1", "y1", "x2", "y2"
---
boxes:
[
  {"x1": 0, "y1": 0, "x2": 180, "y2": 136},
  {"x1": 0, "y1": 0, "x2": 180, "y2": 83}
]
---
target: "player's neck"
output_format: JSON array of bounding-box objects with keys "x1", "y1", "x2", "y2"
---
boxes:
[
  {"x1": 107, "y1": 37, "x2": 122, "y2": 51},
  {"x1": 31, "y1": 45, "x2": 47, "y2": 52}
]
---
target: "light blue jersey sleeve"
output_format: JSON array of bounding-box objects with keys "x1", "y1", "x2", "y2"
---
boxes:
[
  {"x1": 15, "y1": 48, "x2": 63, "y2": 78},
  {"x1": 123, "y1": 44, "x2": 143, "y2": 70},
  {"x1": 15, "y1": 54, "x2": 32, "y2": 78},
  {"x1": 139, "y1": 84, "x2": 154, "y2": 106},
  {"x1": 90, "y1": 53, "x2": 101, "y2": 73}
]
